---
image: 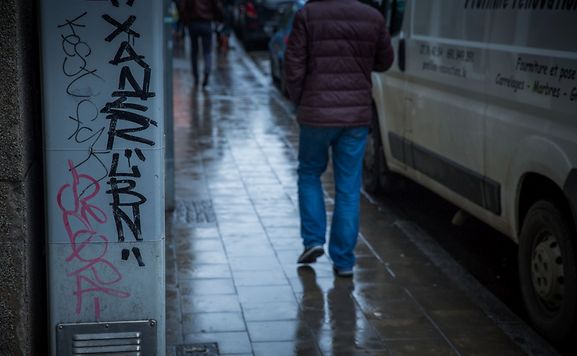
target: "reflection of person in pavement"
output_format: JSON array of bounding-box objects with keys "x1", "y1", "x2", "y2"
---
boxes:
[
  {"x1": 297, "y1": 266, "x2": 324, "y2": 353},
  {"x1": 327, "y1": 275, "x2": 356, "y2": 352},
  {"x1": 190, "y1": 82, "x2": 212, "y2": 128},
  {"x1": 297, "y1": 266, "x2": 357, "y2": 353}
]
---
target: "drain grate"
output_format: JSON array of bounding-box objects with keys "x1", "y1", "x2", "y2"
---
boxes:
[
  {"x1": 175, "y1": 343, "x2": 219, "y2": 356},
  {"x1": 174, "y1": 200, "x2": 216, "y2": 225}
]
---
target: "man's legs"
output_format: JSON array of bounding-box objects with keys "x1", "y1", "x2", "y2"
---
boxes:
[
  {"x1": 189, "y1": 21, "x2": 212, "y2": 85},
  {"x1": 297, "y1": 126, "x2": 336, "y2": 258},
  {"x1": 329, "y1": 127, "x2": 368, "y2": 272},
  {"x1": 199, "y1": 22, "x2": 213, "y2": 86},
  {"x1": 188, "y1": 22, "x2": 200, "y2": 84}
]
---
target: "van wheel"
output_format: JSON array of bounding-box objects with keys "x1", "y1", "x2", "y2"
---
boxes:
[
  {"x1": 518, "y1": 200, "x2": 577, "y2": 342},
  {"x1": 363, "y1": 110, "x2": 397, "y2": 194}
]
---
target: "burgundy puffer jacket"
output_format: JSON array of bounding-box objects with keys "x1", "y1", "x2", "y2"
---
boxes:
[{"x1": 284, "y1": 0, "x2": 394, "y2": 127}]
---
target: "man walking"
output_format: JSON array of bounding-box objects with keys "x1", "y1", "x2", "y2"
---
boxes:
[
  {"x1": 285, "y1": 0, "x2": 394, "y2": 277},
  {"x1": 178, "y1": 0, "x2": 222, "y2": 87}
]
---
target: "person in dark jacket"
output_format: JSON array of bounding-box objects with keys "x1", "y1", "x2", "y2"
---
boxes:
[
  {"x1": 285, "y1": 0, "x2": 394, "y2": 277},
  {"x1": 179, "y1": 0, "x2": 222, "y2": 87}
]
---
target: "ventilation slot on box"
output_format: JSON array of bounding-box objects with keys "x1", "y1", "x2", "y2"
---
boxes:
[
  {"x1": 57, "y1": 320, "x2": 157, "y2": 356},
  {"x1": 72, "y1": 331, "x2": 141, "y2": 354}
]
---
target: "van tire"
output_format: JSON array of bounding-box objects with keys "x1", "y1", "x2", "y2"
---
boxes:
[
  {"x1": 518, "y1": 200, "x2": 577, "y2": 342},
  {"x1": 363, "y1": 110, "x2": 397, "y2": 194}
]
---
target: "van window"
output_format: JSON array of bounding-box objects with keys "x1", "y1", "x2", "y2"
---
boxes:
[{"x1": 412, "y1": 1, "x2": 490, "y2": 43}]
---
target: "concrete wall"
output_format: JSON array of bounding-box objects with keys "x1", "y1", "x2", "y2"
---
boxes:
[{"x1": 0, "y1": 0, "x2": 46, "y2": 354}]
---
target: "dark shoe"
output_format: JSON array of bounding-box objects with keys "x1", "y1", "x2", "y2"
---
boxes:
[
  {"x1": 297, "y1": 245, "x2": 324, "y2": 264},
  {"x1": 333, "y1": 266, "x2": 353, "y2": 278},
  {"x1": 202, "y1": 73, "x2": 209, "y2": 87}
]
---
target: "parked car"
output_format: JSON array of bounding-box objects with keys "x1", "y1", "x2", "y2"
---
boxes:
[
  {"x1": 268, "y1": 0, "x2": 305, "y2": 94},
  {"x1": 365, "y1": 0, "x2": 577, "y2": 345},
  {"x1": 233, "y1": 0, "x2": 292, "y2": 49}
]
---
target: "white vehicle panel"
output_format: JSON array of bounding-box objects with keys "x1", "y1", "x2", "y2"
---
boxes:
[
  {"x1": 401, "y1": 0, "x2": 495, "y2": 217},
  {"x1": 373, "y1": 0, "x2": 577, "y2": 239},
  {"x1": 483, "y1": 7, "x2": 577, "y2": 237}
]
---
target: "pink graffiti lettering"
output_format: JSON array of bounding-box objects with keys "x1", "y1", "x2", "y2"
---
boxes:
[{"x1": 57, "y1": 160, "x2": 130, "y2": 319}]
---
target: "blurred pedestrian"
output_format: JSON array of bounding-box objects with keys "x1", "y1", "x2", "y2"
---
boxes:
[
  {"x1": 172, "y1": 0, "x2": 185, "y2": 48},
  {"x1": 285, "y1": 0, "x2": 394, "y2": 277},
  {"x1": 178, "y1": 0, "x2": 223, "y2": 87},
  {"x1": 216, "y1": 0, "x2": 233, "y2": 52}
]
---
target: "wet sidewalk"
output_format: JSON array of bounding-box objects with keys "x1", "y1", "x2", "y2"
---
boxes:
[{"x1": 165, "y1": 41, "x2": 551, "y2": 356}]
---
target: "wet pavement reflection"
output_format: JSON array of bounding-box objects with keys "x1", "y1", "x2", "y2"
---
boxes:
[{"x1": 165, "y1": 39, "x2": 541, "y2": 355}]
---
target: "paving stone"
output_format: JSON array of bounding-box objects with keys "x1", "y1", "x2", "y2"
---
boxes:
[
  {"x1": 181, "y1": 294, "x2": 242, "y2": 314},
  {"x1": 247, "y1": 320, "x2": 314, "y2": 343},
  {"x1": 242, "y1": 301, "x2": 300, "y2": 322},
  {"x1": 252, "y1": 341, "x2": 321, "y2": 356},
  {"x1": 179, "y1": 279, "x2": 236, "y2": 296},
  {"x1": 182, "y1": 312, "x2": 246, "y2": 334}
]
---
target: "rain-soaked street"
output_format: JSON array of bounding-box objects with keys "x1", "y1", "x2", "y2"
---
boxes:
[{"x1": 164, "y1": 40, "x2": 561, "y2": 356}]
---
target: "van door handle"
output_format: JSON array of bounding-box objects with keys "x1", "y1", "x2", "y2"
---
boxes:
[{"x1": 398, "y1": 38, "x2": 406, "y2": 72}]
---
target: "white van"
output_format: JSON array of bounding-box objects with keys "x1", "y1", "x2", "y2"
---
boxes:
[{"x1": 365, "y1": 0, "x2": 577, "y2": 342}]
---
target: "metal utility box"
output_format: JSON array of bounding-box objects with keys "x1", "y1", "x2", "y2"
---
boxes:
[{"x1": 39, "y1": 1, "x2": 166, "y2": 354}]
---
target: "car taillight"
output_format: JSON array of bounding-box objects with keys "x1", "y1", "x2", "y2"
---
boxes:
[{"x1": 245, "y1": 2, "x2": 257, "y2": 18}]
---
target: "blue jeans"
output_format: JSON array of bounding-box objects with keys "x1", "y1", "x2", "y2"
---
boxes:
[
  {"x1": 298, "y1": 125, "x2": 369, "y2": 270},
  {"x1": 188, "y1": 20, "x2": 213, "y2": 80}
]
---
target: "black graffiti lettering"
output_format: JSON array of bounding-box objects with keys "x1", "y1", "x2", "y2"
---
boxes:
[
  {"x1": 73, "y1": 148, "x2": 110, "y2": 197},
  {"x1": 110, "y1": 0, "x2": 136, "y2": 7},
  {"x1": 114, "y1": 66, "x2": 155, "y2": 100},
  {"x1": 57, "y1": 12, "x2": 87, "y2": 36},
  {"x1": 131, "y1": 247, "x2": 145, "y2": 266},
  {"x1": 134, "y1": 148, "x2": 146, "y2": 162},
  {"x1": 62, "y1": 54, "x2": 87, "y2": 78},
  {"x1": 109, "y1": 149, "x2": 144, "y2": 177},
  {"x1": 69, "y1": 121, "x2": 106, "y2": 146},
  {"x1": 101, "y1": 4, "x2": 155, "y2": 252},
  {"x1": 107, "y1": 178, "x2": 147, "y2": 241},
  {"x1": 103, "y1": 109, "x2": 157, "y2": 149},
  {"x1": 60, "y1": 33, "x2": 92, "y2": 77},
  {"x1": 59, "y1": 20, "x2": 104, "y2": 98},
  {"x1": 120, "y1": 248, "x2": 145, "y2": 266},
  {"x1": 103, "y1": 15, "x2": 140, "y2": 42},
  {"x1": 61, "y1": 33, "x2": 81, "y2": 57},
  {"x1": 101, "y1": 96, "x2": 148, "y2": 113},
  {"x1": 63, "y1": 33, "x2": 91, "y2": 58},
  {"x1": 109, "y1": 41, "x2": 149, "y2": 69},
  {"x1": 59, "y1": 12, "x2": 109, "y2": 195},
  {"x1": 103, "y1": 66, "x2": 156, "y2": 151},
  {"x1": 125, "y1": 148, "x2": 147, "y2": 167},
  {"x1": 66, "y1": 68, "x2": 105, "y2": 98},
  {"x1": 67, "y1": 99, "x2": 104, "y2": 143}
]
